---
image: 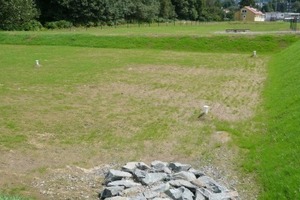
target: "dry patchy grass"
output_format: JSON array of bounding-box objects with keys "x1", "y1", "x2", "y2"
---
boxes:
[{"x1": 0, "y1": 48, "x2": 268, "y2": 199}]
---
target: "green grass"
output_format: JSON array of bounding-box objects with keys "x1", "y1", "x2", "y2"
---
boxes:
[
  {"x1": 242, "y1": 40, "x2": 300, "y2": 199},
  {"x1": 0, "y1": 195, "x2": 30, "y2": 200},
  {"x1": 0, "y1": 32, "x2": 298, "y2": 54}
]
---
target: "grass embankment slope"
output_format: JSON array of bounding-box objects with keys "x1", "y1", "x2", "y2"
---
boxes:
[
  {"x1": 245, "y1": 40, "x2": 300, "y2": 199},
  {"x1": 0, "y1": 32, "x2": 298, "y2": 54}
]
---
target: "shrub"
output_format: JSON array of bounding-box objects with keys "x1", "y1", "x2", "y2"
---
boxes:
[
  {"x1": 56, "y1": 20, "x2": 72, "y2": 29},
  {"x1": 22, "y1": 20, "x2": 43, "y2": 31},
  {"x1": 45, "y1": 20, "x2": 72, "y2": 29}
]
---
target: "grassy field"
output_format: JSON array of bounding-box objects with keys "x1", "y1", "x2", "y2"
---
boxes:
[{"x1": 0, "y1": 23, "x2": 300, "y2": 199}]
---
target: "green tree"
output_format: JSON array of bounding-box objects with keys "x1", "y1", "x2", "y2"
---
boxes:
[
  {"x1": 261, "y1": 2, "x2": 274, "y2": 12},
  {"x1": 171, "y1": 0, "x2": 190, "y2": 19},
  {"x1": 292, "y1": 1, "x2": 300, "y2": 12},
  {"x1": 239, "y1": 0, "x2": 255, "y2": 8},
  {"x1": 0, "y1": 0, "x2": 38, "y2": 30},
  {"x1": 54, "y1": 0, "x2": 105, "y2": 25},
  {"x1": 134, "y1": 0, "x2": 160, "y2": 22},
  {"x1": 159, "y1": 0, "x2": 175, "y2": 19},
  {"x1": 222, "y1": 0, "x2": 236, "y2": 9},
  {"x1": 200, "y1": 0, "x2": 223, "y2": 21}
]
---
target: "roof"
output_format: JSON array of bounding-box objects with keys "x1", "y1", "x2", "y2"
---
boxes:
[{"x1": 244, "y1": 6, "x2": 264, "y2": 15}]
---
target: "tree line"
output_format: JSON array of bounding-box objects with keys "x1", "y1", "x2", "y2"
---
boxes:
[
  {"x1": 0, "y1": 0, "x2": 237, "y2": 31},
  {"x1": 1, "y1": 0, "x2": 300, "y2": 31}
]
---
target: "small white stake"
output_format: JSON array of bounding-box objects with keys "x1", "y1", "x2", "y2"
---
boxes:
[
  {"x1": 203, "y1": 105, "x2": 210, "y2": 114},
  {"x1": 198, "y1": 105, "x2": 210, "y2": 119},
  {"x1": 35, "y1": 60, "x2": 41, "y2": 67}
]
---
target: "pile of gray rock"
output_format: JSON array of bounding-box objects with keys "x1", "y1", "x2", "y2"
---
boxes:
[{"x1": 99, "y1": 161, "x2": 239, "y2": 200}]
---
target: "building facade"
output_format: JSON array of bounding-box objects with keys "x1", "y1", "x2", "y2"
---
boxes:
[{"x1": 235, "y1": 6, "x2": 265, "y2": 22}]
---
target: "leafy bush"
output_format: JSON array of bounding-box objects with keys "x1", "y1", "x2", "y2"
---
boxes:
[
  {"x1": 56, "y1": 20, "x2": 72, "y2": 29},
  {"x1": 45, "y1": 20, "x2": 72, "y2": 29},
  {"x1": 44, "y1": 22, "x2": 57, "y2": 29},
  {"x1": 22, "y1": 20, "x2": 43, "y2": 31},
  {"x1": 85, "y1": 22, "x2": 95, "y2": 28}
]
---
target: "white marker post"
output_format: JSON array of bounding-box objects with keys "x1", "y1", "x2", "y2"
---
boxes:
[
  {"x1": 203, "y1": 105, "x2": 209, "y2": 114},
  {"x1": 35, "y1": 60, "x2": 41, "y2": 67}
]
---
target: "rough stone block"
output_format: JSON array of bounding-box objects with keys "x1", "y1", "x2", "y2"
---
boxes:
[
  {"x1": 151, "y1": 183, "x2": 170, "y2": 193},
  {"x1": 106, "y1": 169, "x2": 132, "y2": 183},
  {"x1": 173, "y1": 171, "x2": 196, "y2": 182},
  {"x1": 181, "y1": 187, "x2": 194, "y2": 200},
  {"x1": 142, "y1": 173, "x2": 168, "y2": 186},
  {"x1": 168, "y1": 180, "x2": 196, "y2": 190},
  {"x1": 122, "y1": 162, "x2": 139, "y2": 173},
  {"x1": 168, "y1": 162, "x2": 191, "y2": 172},
  {"x1": 108, "y1": 180, "x2": 141, "y2": 188},
  {"x1": 151, "y1": 161, "x2": 168, "y2": 172},
  {"x1": 188, "y1": 168, "x2": 205, "y2": 178},
  {"x1": 165, "y1": 188, "x2": 183, "y2": 199},
  {"x1": 101, "y1": 186, "x2": 125, "y2": 198},
  {"x1": 195, "y1": 189, "x2": 206, "y2": 200},
  {"x1": 197, "y1": 176, "x2": 228, "y2": 193},
  {"x1": 136, "y1": 162, "x2": 151, "y2": 170}
]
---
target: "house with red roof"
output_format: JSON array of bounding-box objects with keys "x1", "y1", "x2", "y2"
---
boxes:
[{"x1": 235, "y1": 6, "x2": 265, "y2": 22}]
